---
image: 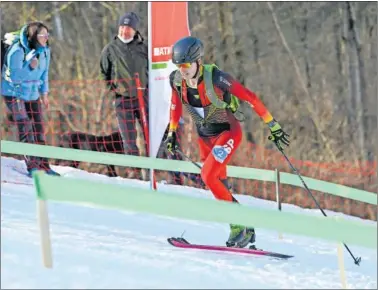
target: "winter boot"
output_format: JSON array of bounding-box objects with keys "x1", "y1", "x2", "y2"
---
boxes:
[
  {"x1": 40, "y1": 162, "x2": 61, "y2": 177},
  {"x1": 45, "y1": 169, "x2": 60, "y2": 176},
  {"x1": 27, "y1": 168, "x2": 39, "y2": 178}
]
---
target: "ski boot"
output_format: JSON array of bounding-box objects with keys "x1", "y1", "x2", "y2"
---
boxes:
[
  {"x1": 40, "y1": 161, "x2": 61, "y2": 176},
  {"x1": 27, "y1": 168, "x2": 39, "y2": 178},
  {"x1": 221, "y1": 179, "x2": 256, "y2": 248},
  {"x1": 226, "y1": 224, "x2": 256, "y2": 248}
]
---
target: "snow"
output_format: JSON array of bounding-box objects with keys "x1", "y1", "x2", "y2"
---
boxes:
[{"x1": 1, "y1": 156, "x2": 377, "y2": 289}]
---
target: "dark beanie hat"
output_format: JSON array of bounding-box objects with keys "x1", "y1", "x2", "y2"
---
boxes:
[{"x1": 118, "y1": 12, "x2": 140, "y2": 30}]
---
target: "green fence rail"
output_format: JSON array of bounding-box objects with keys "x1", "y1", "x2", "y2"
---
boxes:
[
  {"x1": 1, "y1": 140, "x2": 376, "y2": 205},
  {"x1": 33, "y1": 171, "x2": 377, "y2": 248}
]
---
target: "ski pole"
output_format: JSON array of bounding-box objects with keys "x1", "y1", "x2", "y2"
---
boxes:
[
  {"x1": 162, "y1": 147, "x2": 200, "y2": 184},
  {"x1": 270, "y1": 139, "x2": 361, "y2": 266},
  {"x1": 176, "y1": 148, "x2": 203, "y2": 170}
]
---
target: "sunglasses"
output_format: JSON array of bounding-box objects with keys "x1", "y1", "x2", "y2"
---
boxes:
[
  {"x1": 175, "y1": 62, "x2": 192, "y2": 69},
  {"x1": 37, "y1": 33, "x2": 49, "y2": 39}
]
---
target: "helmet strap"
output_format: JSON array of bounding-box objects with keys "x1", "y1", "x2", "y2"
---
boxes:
[{"x1": 192, "y1": 60, "x2": 201, "y2": 80}]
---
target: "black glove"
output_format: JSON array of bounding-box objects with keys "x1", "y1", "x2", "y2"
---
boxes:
[
  {"x1": 166, "y1": 131, "x2": 178, "y2": 155},
  {"x1": 267, "y1": 119, "x2": 290, "y2": 151}
]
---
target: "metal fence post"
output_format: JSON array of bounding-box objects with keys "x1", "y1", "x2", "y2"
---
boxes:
[
  {"x1": 275, "y1": 168, "x2": 281, "y2": 211},
  {"x1": 275, "y1": 168, "x2": 283, "y2": 239}
]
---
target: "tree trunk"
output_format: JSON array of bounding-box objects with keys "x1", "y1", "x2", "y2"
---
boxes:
[
  {"x1": 345, "y1": 2, "x2": 366, "y2": 161},
  {"x1": 53, "y1": 2, "x2": 64, "y2": 41},
  {"x1": 267, "y1": 1, "x2": 337, "y2": 162}
]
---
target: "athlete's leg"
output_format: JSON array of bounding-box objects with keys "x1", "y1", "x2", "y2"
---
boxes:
[
  {"x1": 200, "y1": 124, "x2": 242, "y2": 202},
  {"x1": 198, "y1": 137, "x2": 211, "y2": 162},
  {"x1": 201, "y1": 122, "x2": 255, "y2": 247}
]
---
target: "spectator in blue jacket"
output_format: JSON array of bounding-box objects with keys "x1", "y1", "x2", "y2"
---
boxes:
[{"x1": 1, "y1": 22, "x2": 59, "y2": 177}]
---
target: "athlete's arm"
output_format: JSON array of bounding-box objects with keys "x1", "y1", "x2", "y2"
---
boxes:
[
  {"x1": 213, "y1": 68, "x2": 274, "y2": 124},
  {"x1": 169, "y1": 89, "x2": 183, "y2": 132},
  {"x1": 168, "y1": 71, "x2": 183, "y2": 132},
  {"x1": 214, "y1": 68, "x2": 290, "y2": 149}
]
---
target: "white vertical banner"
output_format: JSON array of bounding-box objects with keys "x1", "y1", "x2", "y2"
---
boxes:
[{"x1": 148, "y1": 1, "x2": 191, "y2": 189}]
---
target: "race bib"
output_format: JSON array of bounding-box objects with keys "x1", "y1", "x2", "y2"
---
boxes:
[{"x1": 212, "y1": 139, "x2": 234, "y2": 163}]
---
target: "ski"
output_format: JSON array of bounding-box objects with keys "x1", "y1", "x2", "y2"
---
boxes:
[{"x1": 167, "y1": 237, "x2": 294, "y2": 260}]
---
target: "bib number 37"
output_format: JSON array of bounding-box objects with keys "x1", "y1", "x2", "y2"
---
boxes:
[{"x1": 212, "y1": 139, "x2": 234, "y2": 163}]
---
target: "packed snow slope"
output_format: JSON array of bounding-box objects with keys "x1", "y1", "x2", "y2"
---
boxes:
[{"x1": 1, "y1": 156, "x2": 377, "y2": 289}]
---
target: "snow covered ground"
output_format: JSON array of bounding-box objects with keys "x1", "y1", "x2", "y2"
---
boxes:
[{"x1": 1, "y1": 156, "x2": 377, "y2": 289}]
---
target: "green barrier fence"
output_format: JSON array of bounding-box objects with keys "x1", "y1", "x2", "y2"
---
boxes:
[
  {"x1": 33, "y1": 171, "x2": 377, "y2": 248},
  {"x1": 1, "y1": 140, "x2": 376, "y2": 205}
]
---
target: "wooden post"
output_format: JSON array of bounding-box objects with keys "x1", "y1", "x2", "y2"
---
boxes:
[
  {"x1": 337, "y1": 242, "x2": 348, "y2": 288},
  {"x1": 336, "y1": 216, "x2": 347, "y2": 289},
  {"x1": 37, "y1": 199, "x2": 53, "y2": 268}
]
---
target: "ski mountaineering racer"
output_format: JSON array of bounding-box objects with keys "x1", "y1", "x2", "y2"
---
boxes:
[{"x1": 165, "y1": 36, "x2": 290, "y2": 248}]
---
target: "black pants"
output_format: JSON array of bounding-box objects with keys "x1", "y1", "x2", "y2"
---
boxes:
[
  {"x1": 4, "y1": 96, "x2": 50, "y2": 171},
  {"x1": 114, "y1": 96, "x2": 148, "y2": 156}
]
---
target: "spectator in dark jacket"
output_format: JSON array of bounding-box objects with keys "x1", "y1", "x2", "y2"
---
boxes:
[{"x1": 100, "y1": 12, "x2": 148, "y2": 179}]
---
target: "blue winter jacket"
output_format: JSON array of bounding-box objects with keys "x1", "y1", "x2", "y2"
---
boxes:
[{"x1": 1, "y1": 25, "x2": 51, "y2": 101}]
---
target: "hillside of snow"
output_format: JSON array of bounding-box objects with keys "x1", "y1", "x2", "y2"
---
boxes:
[{"x1": 1, "y1": 156, "x2": 376, "y2": 289}]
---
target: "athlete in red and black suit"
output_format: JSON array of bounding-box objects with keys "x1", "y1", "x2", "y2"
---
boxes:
[{"x1": 165, "y1": 36, "x2": 290, "y2": 248}]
